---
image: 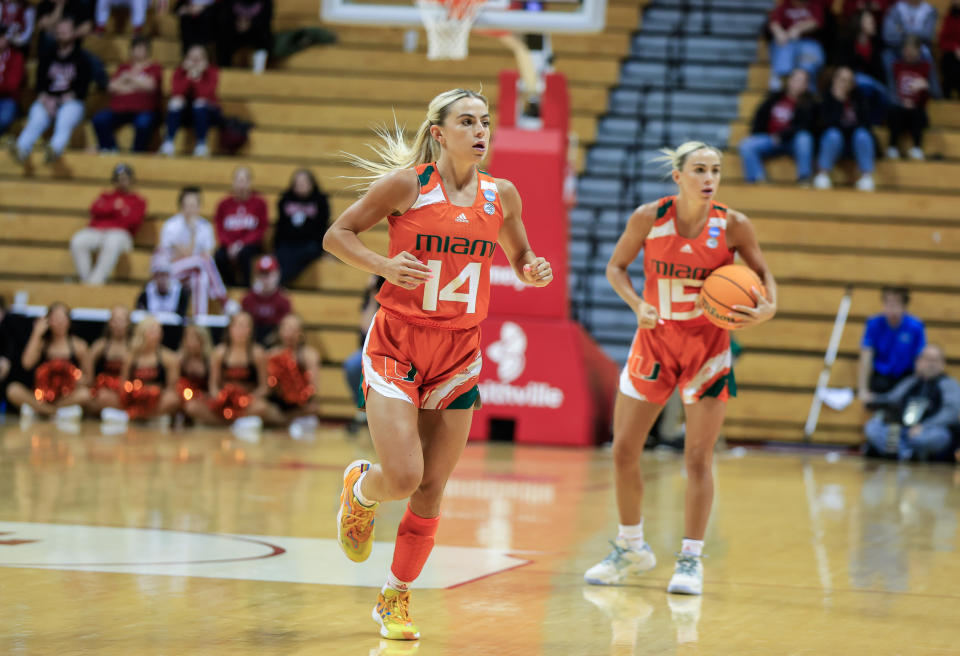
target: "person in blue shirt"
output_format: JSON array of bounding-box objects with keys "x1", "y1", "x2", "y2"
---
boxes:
[{"x1": 858, "y1": 286, "x2": 926, "y2": 402}]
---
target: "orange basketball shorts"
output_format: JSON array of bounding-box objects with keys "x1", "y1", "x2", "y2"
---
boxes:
[
  {"x1": 619, "y1": 321, "x2": 736, "y2": 406},
  {"x1": 361, "y1": 310, "x2": 482, "y2": 410}
]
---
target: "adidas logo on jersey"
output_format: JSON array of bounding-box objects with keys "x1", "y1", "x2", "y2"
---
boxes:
[
  {"x1": 455, "y1": 213, "x2": 469, "y2": 223},
  {"x1": 680, "y1": 244, "x2": 694, "y2": 254}
]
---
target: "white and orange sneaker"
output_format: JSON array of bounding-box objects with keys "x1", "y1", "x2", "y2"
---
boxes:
[{"x1": 336, "y1": 459, "x2": 378, "y2": 562}]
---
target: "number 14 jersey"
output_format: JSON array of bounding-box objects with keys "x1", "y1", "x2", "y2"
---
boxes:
[
  {"x1": 377, "y1": 163, "x2": 504, "y2": 330},
  {"x1": 643, "y1": 196, "x2": 734, "y2": 327}
]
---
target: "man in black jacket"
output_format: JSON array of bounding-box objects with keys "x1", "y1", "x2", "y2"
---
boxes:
[
  {"x1": 738, "y1": 68, "x2": 817, "y2": 184},
  {"x1": 864, "y1": 344, "x2": 960, "y2": 461},
  {"x1": 813, "y1": 66, "x2": 877, "y2": 191},
  {"x1": 11, "y1": 17, "x2": 91, "y2": 163}
]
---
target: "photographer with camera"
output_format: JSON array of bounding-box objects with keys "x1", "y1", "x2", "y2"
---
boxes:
[{"x1": 864, "y1": 344, "x2": 960, "y2": 461}]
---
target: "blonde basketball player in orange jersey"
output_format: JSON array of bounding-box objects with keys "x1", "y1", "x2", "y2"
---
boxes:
[
  {"x1": 583, "y1": 142, "x2": 777, "y2": 596},
  {"x1": 323, "y1": 88, "x2": 553, "y2": 641}
]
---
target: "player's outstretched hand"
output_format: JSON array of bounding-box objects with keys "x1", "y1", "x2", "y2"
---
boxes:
[
  {"x1": 635, "y1": 301, "x2": 659, "y2": 329},
  {"x1": 731, "y1": 286, "x2": 776, "y2": 327},
  {"x1": 383, "y1": 251, "x2": 433, "y2": 290},
  {"x1": 522, "y1": 258, "x2": 553, "y2": 287}
]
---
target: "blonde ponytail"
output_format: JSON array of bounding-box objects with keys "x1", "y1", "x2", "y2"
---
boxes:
[
  {"x1": 652, "y1": 141, "x2": 722, "y2": 172},
  {"x1": 343, "y1": 88, "x2": 488, "y2": 191}
]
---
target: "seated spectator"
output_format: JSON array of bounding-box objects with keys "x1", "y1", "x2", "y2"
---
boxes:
[
  {"x1": 813, "y1": 66, "x2": 876, "y2": 191},
  {"x1": 858, "y1": 286, "x2": 925, "y2": 401},
  {"x1": 174, "y1": 0, "x2": 216, "y2": 55},
  {"x1": 0, "y1": 28, "x2": 25, "y2": 138},
  {"x1": 343, "y1": 275, "x2": 383, "y2": 434},
  {"x1": 6, "y1": 302, "x2": 90, "y2": 421},
  {"x1": 11, "y1": 17, "x2": 90, "y2": 163},
  {"x1": 241, "y1": 255, "x2": 291, "y2": 344},
  {"x1": 940, "y1": 0, "x2": 960, "y2": 99},
  {"x1": 35, "y1": 0, "x2": 106, "y2": 90},
  {"x1": 886, "y1": 36, "x2": 931, "y2": 160},
  {"x1": 838, "y1": 9, "x2": 889, "y2": 112},
  {"x1": 159, "y1": 186, "x2": 228, "y2": 315},
  {"x1": 881, "y1": 0, "x2": 940, "y2": 97},
  {"x1": 82, "y1": 304, "x2": 131, "y2": 415},
  {"x1": 136, "y1": 254, "x2": 191, "y2": 317},
  {"x1": 214, "y1": 166, "x2": 267, "y2": 287},
  {"x1": 767, "y1": 0, "x2": 826, "y2": 90},
  {"x1": 0, "y1": 295, "x2": 11, "y2": 401},
  {"x1": 92, "y1": 36, "x2": 162, "y2": 152},
  {"x1": 94, "y1": 0, "x2": 149, "y2": 35},
  {"x1": 1, "y1": 0, "x2": 36, "y2": 49},
  {"x1": 864, "y1": 344, "x2": 960, "y2": 461},
  {"x1": 841, "y1": 0, "x2": 891, "y2": 26},
  {"x1": 738, "y1": 68, "x2": 816, "y2": 184},
  {"x1": 159, "y1": 44, "x2": 220, "y2": 157},
  {"x1": 70, "y1": 163, "x2": 146, "y2": 285},
  {"x1": 275, "y1": 169, "x2": 330, "y2": 285},
  {"x1": 217, "y1": 0, "x2": 272, "y2": 74}
]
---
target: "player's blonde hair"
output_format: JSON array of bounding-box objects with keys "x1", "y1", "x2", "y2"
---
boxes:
[
  {"x1": 654, "y1": 141, "x2": 723, "y2": 172},
  {"x1": 343, "y1": 88, "x2": 488, "y2": 190}
]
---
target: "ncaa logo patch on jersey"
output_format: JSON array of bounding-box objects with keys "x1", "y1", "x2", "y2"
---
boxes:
[
  {"x1": 483, "y1": 189, "x2": 497, "y2": 202},
  {"x1": 483, "y1": 202, "x2": 496, "y2": 215},
  {"x1": 706, "y1": 238, "x2": 719, "y2": 249},
  {"x1": 708, "y1": 227, "x2": 721, "y2": 238}
]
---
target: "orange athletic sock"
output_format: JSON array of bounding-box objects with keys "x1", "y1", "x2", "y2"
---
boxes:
[{"x1": 388, "y1": 505, "x2": 440, "y2": 588}]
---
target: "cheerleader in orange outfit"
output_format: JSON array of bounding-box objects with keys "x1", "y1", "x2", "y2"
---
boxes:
[
  {"x1": 207, "y1": 311, "x2": 274, "y2": 433},
  {"x1": 7, "y1": 302, "x2": 90, "y2": 422},
  {"x1": 107, "y1": 317, "x2": 181, "y2": 424},
  {"x1": 266, "y1": 313, "x2": 321, "y2": 437},
  {"x1": 324, "y1": 88, "x2": 553, "y2": 641},
  {"x1": 177, "y1": 323, "x2": 219, "y2": 425},
  {"x1": 83, "y1": 305, "x2": 132, "y2": 416},
  {"x1": 583, "y1": 142, "x2": 777, "y2": 596}
]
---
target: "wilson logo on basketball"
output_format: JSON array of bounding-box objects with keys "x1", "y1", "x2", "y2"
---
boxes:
[{"x1": 480, "y1": 322, "x2": 564, "y2": 408}]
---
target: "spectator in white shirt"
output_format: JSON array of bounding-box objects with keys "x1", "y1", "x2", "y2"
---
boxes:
[
  {"x1": 159, "y1": 186, "x2": 227, "y2": 316},
  {"x1": 136, "y1": 254, "x2": 190, "y2": 317}
]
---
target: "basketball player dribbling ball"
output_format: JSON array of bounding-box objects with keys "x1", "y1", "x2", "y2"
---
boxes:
[
  {"x1": 323, "y1": 88, "x2": 553, "y2": 640},
  {"x1": 583, "y1": 142, "x2": 777, "y2": 595}
]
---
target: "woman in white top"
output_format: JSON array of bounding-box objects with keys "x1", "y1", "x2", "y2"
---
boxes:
[{"x1": 159, "y1": 186, "x2": 228, "y2": 315}]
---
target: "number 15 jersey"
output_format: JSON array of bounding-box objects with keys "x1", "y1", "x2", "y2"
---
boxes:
[{"x1": 377, "y1": 163, "x2": 505, "y2": 330}]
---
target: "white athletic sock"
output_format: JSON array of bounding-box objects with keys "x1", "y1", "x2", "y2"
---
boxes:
[
  {"x1": 618, "y1": 520, "x2": 645, "y2": 550},
  {"x1": 353, "y1": 472, "x2": 376, "y2": 507},
  {"x1": 384, "y1": 571, "x2": 412, "y2": 593},
  {"x1": 681, "y1": 538, "x2": 704, "y2": 557}
]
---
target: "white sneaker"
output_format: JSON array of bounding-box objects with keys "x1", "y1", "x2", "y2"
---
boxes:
[
  {"x1": 159, "y1": 140, "x2": 175, "y2": 156},
  {"x1": 812, "y1": 172, "x2": 832, "y2": 190},
  {"x1": 252, "y1": 49, "x2": 268, "y2": 74},
  {"x1": 232, "y1": 415, "x2": 263, "y2": 442},
  {"x1": 584, "y1": 538, "x2": 657, "y2": 585},
  {"x1": 101, "y1": 407, "x2": 129, "y2": 424},
  {"x1": 289, "y1": 415, "x2": 318, "y2": 440},
  {"x1": 55, "y1": 405, "x2": 83, "y2": 421},
  {"x1": 855, "y1": 173, "x2": 875, "y2": 192},
  {"x1": 886, "y1": 146, "x2": 900, "y2": 159},
  {"x1": 667, "y1": 554, "x2": 703, "y2": 595},
  {"x1": 193, "y1": 142, "x2": 210, "y2": 157},
  {"x1": 907, "y1": 146, "x2": 924, "y2": 160},
  {"x1": 19, "y1": 404, "x2": 36, "y2": 427}
]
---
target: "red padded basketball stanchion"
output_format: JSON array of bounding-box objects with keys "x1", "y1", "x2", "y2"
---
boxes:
[{"x1": 471, "y1": 71, "x2": 617, "y2": 446}]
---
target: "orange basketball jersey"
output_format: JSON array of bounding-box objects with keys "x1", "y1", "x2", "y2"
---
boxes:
[
  {"x1": 377, "y1": 163, "x2": 505, "y2": 330},
  {"x1": 643, "y1": 196, "x2": 735, "y2": 327}
]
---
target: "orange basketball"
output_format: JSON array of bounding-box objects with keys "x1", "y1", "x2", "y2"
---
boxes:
[{"x1": 699, "y1": 264, "x2": 766, "y2": 331}]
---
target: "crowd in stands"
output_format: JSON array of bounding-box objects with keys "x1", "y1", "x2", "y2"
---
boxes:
[
  {"x1": 0, "y1": 0, "x2": 273, "y2": 159},
  {"x1": 857, "y1": 287, "x2": 960, "y2": 462},
  {"x1": 741, "y1": 0, "x2": 960, "y2": 190}
]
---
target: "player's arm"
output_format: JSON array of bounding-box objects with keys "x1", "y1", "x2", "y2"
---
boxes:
[
  {"x1": 495, "y1": 178, "x2": 552, "y2": 287},
  {"x1": 607, "y1": 202, "x2": 658, "y2": 329},
  {"x1": 857, "y1": 347, "x2": 875, "y2": 402},
  {"x1": 208, "y1": 345, "x2": 224, "y2": 398},
  {"x1": 322, "y1": 169, "x2": 432, "y2": 290},
  {"x1": 727, "y1": 210, "x2": 777, "y2": 326},
  {"x1": 302, "y1": 346, "x2": 321, "y2": 400}
]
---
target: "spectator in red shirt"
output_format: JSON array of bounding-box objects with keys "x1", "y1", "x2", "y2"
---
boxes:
[
  {"x1": 217, "y1": 0, "x2": 272, "y2": 74},
  {"x1": 214, "y1": 166, "x2": 267, "y2": 288},
  {"x1": 0, "y1": 28, "x2": 25, "y2": 138},
  {"x1": 159, "y1": 44, "x2": 220, "y2": 157},
  {"x1": 768, "y1": 0, "x2": 826, "y2": 90},
  {"x1": 940, "y1": 0, "x2": 960, "y2": 98},
  {"x1": 241, "y1": 254, "x2": 292, "y2": 344},
  {"x1": 70, "y1": 163, "x2": 147, "y2": 285},
  {"x1": 886, "y1": 36, "x2": 931, "y2": 160},
  {"x1": 91, "y1": 36, "x2": 162, "y2": 152}
]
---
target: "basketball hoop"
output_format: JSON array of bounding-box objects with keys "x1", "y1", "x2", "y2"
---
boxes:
[{"x1": 417, "y1": 0, "x2": 486, "y2": 60}]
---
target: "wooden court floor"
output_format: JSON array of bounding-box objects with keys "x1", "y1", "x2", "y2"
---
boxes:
[{"x1": 1, "y1": 420, "x2": 959, "y2": 656}]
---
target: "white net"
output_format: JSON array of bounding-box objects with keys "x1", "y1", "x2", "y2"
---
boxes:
[{"x1": 416, "y1": 0, "x2": 486, "y2": 60}]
